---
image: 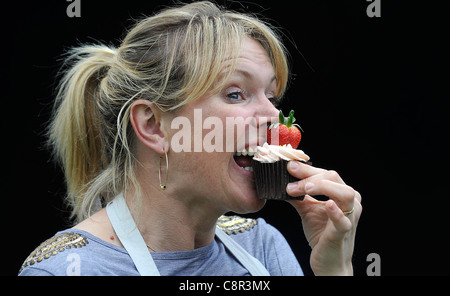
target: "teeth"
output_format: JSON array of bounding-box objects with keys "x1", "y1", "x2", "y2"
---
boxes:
[
  {"x1": 233, "y1": 148, "x2": 255, "y2": 157},
  {"x1": 243, "y1": 166, "x2": 254, "y2": 172}
]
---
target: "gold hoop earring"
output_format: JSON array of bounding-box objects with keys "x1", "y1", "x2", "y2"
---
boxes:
[{"x1": 158, "y1": 149, "x2": 169, "y2": 190}]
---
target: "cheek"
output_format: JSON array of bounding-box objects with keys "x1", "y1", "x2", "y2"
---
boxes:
[{"x1": 171, "y1": 151, "x2": 228, "y2": 186}]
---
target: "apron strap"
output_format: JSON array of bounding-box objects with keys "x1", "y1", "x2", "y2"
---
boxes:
[
  {"x1": 106, "y1": 194, "x2": 160, "y2": 276},
  {"x1": 106, "y1": 194, "x2": 270, "y2": 276},
  {"x1": 215, "y1": 226, "x2": 270, "y2": 276}
]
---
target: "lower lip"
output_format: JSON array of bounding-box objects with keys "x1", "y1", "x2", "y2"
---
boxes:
[{"x1": 232, "y1": 157, "x2": 255, "y2": 179}]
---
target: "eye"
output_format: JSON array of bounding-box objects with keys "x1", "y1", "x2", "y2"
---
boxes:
[
  {"x1": 269, "y1": 97, "x2": 280, "y2": 107},
  {"x1": 225, "y1": 89, "x2": 246, "y2": 103},
  {"x1": 227, "y1": 92, "x2": 242, "y2": 100}
]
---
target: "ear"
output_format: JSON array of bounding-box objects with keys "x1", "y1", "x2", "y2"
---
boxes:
[{"x1": 130, "y1": 99, "x2": 168, "y2": 154}]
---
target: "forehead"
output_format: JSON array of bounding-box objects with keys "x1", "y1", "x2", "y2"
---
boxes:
[
  {"x1": 237, "y1": 38, "x2": 273, "y2": 67},
  {"x1": 222, "y1": 38, "x2": 276, "y2": 83}
]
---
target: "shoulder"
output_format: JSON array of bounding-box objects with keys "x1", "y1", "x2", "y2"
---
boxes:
[
  {"x1": 19, "y1": 231, "x2": 90, "y2": 276},
  {"x1": 216, "y1": 215, "x2": 303, "y2": 276},
  {"x1": 18, "y1": 229, "x2": 134, "y2": 276}
]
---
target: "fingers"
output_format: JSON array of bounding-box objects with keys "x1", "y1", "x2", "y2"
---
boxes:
[
  {"x1": 287, "y1": 161, "x2": 327, "y2": 180},
  {"x1": 286, "y1": 160, "x2": 360, "y2": 214},
  {"x1": 288, "y1": 161, "x2": 344, "y2": 184},
  {"x1": 303, "y1": 181, "x2": 355, "y2": 212}
]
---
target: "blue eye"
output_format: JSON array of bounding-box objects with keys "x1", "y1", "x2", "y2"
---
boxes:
[{"x1": 226, "y1": 91, "x2": 244, "y2": 102}]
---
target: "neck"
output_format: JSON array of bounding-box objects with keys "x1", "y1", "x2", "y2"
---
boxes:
[{"x1": 124, "y1": 184, "x2": 223, "y2": 252}]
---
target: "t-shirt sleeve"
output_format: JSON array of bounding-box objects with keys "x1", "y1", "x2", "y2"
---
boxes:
[
  {"x1": 19, "y1": 267, "x2": 55, "y2": 276},
  {"x1": 259, "y1": 219, "x2": 304, "y2": 276},
  {"x1": 17, "y1": 231, "x2": 92, "y2": 276}
]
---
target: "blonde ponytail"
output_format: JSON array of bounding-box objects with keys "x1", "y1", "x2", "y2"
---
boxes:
[
  {"x1": 48, "y1": 1, "x2": 289, "y2": 223},
  {"x1": 49, "y1": 45, "x2": 117, "y2": 218}
]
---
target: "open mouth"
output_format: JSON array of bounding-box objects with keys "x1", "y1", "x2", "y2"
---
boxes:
[{"x1": 233, "y1": 148, "x2": 255, "y2": 172}]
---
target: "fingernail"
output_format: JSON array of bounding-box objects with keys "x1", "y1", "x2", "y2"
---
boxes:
[
  {"x1": 287, "y1": 182, "x2": 297, "y2": 191},
  {"x1": 326, "y1": 200, "x2": 336, "y2": 210},
  {"x1": 289, "y1": 161, "x2": 299, "y2": 170},
  {"x1": 305, "y1": 182, "x2": 315, "y2": 192}
]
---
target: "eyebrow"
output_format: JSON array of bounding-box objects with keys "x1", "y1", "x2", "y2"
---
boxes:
[{"x1": 233, "y1": 68, "x2": 277, "y2": 85}]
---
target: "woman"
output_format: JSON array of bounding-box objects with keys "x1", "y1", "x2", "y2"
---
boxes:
[{"x1": 19, "y1": 1, "x2": 361, "y2": 276}]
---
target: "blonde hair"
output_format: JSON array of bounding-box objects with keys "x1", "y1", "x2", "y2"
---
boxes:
[{"x1": 48, "y1": 1, "x2": 289, "y2": 223}]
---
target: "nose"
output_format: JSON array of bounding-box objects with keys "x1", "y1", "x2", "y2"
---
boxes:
[
  {"x1": 252, "y1": 97, "x2": 279, "y2": 145},
  {"x1": 255, "y1": 96, "x2": 280, "y2": 127}
]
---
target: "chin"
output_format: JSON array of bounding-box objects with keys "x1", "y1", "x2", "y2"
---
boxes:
[
  {"x1": 228, "y1": 170, "x2": 266, "y2": 213},
  {"x1": 231, "y1": 189, "x2": 266, "y2": 214}
]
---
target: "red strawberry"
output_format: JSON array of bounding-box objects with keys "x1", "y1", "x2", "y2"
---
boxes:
[{"x1": 267, "y1": 110, "x2": 302, "y2": 149}]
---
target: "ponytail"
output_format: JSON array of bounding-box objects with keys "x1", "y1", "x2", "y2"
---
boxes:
[{"x1": 48, "y1": 45, "x2": 117, "y2": 218}]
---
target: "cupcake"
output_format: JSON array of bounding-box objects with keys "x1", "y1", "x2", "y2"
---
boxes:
[
  {"x1": 251, "y1": 110, "x2": 310, "y2": 200},
  {"x1": 252, "y1": 143, "x2": 310, "y2": 200}
]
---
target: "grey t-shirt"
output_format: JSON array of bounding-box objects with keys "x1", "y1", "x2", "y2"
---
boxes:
[{"x1": 18, "y1": 217, "x2": 303, "y2": 276}]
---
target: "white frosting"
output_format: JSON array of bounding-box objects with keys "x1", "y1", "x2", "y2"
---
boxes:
[{"x1": 252, "y1": 143, "x2": 310, "y2": 163}]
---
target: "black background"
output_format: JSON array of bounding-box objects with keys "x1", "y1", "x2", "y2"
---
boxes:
[{"x1": 3, "y1": 0, "x2": 449, "y2": 276}]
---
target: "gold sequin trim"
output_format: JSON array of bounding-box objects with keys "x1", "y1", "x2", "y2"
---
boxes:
[
  {"x1": 19, "y1": 232, "x2": 88, "y2": 274},
  {"x1": 216, "y1": 215, "x2": 258, "y2": 235}
]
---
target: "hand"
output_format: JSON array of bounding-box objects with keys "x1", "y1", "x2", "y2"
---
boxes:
[{"x1": 285, "y1": 161, "x2": 362, "y2": 276}]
